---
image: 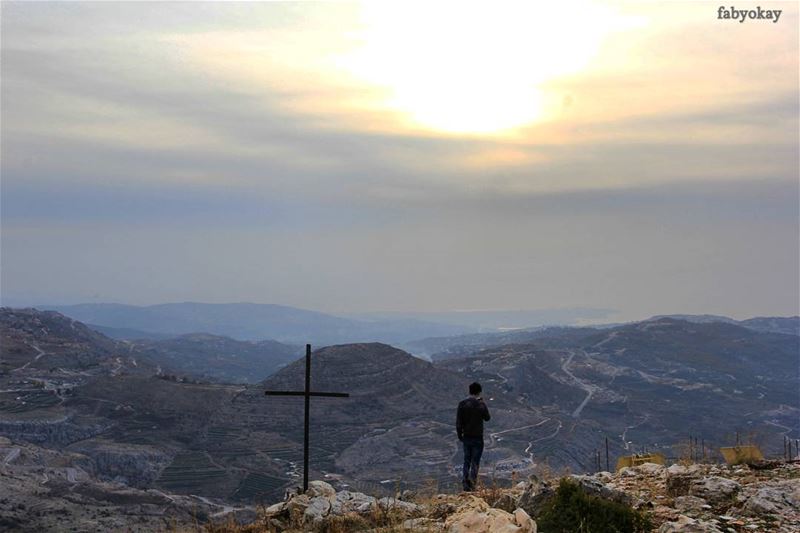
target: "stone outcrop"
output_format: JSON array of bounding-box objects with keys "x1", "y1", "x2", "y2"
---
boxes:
[
  {"x1": 657, "y1": 514, "x2": 724, "y2": 533},
  {"x1": 68, "y1": 439, "x2": 171, "y2": 487},
  {"x1": 444, "y1": 496, "x2": 536, "y2": 533},
  {"x1": 264, "y1": 480, "x2": 427, "y2": 531},
  {"x1": 688, "y1": 476, "x2": 740, "y2": 508},
  {"x1": 0, "y1": 416, "x2": 111, "y2": 447}
]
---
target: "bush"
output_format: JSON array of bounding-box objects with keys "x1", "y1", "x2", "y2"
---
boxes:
[{"x1": 537, "y1": 479, "x2": 652, "y2": 533}]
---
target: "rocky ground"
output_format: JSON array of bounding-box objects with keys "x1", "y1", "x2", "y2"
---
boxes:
[
  {"x1": 205, "y1": 460, "x2": 799, "y2": 533},
  {"x1": 0, "y1": 437, "x2": 256, "y2": 532},
  {"x1": 2, "y1": 431, "x2": 798, "y2": 532}
]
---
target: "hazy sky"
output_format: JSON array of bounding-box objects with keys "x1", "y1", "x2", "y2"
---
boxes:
[{"x1": 1, "y1": 1, "x2": 798, "y2": 320}]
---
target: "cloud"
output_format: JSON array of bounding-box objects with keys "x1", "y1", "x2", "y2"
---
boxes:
[{"x1": 1, "y1": 1, "x2": 798, "y2": 318}]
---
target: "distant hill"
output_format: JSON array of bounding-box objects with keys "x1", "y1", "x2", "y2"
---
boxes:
[
  {"x1": 435, "y1": 317, "x2": 799, "y2": 471},
  {"x1": 410, "y1": 326, "x2": 601, "y2": 359},
  {"x1": 413, "y1": 313, "x2": 799, "y2": 360},
  {"x1": 231, "y1": 343, "x2": 540, "y2": 496},
  {"x1": 737, "y1": 316, "x2": 799, "y2": 336},
  {"x1": 46, "y1": 302, "x2": 475, "y2": 345},
  {"x1": 87, "y1": 324, "x2": 174, "y2": 341},
  {"x1": 653, "y1": 314, "x2": 800, "y2": 336},
  {"x1": 133, "y1": 333, "x2": 301, "y2": 383},
  {"x1": 346, "y1": 307, "x2": 615, "y2": 330}
]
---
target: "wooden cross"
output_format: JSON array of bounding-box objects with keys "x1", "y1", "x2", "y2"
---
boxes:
[{"x1": 264, "y1": 344, "x2": 349, "y2": 492}]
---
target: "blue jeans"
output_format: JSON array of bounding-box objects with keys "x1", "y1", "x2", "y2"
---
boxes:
[{"x1": 461, "y1": 436, "x2": 484, "y2": 491}]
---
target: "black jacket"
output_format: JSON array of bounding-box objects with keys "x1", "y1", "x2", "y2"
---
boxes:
[{"x1": 456, "y1": 396, "x2": 491, "y2": 440}]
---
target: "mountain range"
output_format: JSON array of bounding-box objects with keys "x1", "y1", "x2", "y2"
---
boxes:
[
  {"x1": 1, "y1": 306, "x2": 797, "y2": 524},
  {"x1": 44, "y1": 302, "x2": 476, "y2": 345}
]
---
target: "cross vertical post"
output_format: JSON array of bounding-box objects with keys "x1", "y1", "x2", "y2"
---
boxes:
[
  {"x1": 264, "y1": 344, "x2": 349, "y2": 493},
  {"x1": 303, "y1": 343, "x2": 311, "y2": 492}
]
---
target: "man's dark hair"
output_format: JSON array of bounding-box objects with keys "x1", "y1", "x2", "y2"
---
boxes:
[{"x1": 469, "y1": 382, "x2": 482, "y2": 395}]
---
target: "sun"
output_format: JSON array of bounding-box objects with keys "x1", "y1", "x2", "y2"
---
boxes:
[{"x1": 336, "y1": 1, "x2": 642, "y2": 136}]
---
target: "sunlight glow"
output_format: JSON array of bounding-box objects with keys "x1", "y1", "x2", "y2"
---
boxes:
[{"x1": 337, "y1": 1, "x2": 645, "y2": 135}]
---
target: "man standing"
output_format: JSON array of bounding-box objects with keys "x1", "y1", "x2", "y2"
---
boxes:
[{"x1": 456, "y1": 382, "x2": 491, "y2": 491}]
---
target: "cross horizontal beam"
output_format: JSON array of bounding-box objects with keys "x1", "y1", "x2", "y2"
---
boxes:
[
  {"x1": 264, "y1": 391, "x2": 350, "y2": 398},
  {"x1": 263, "y1": 344, "x2": 350, "y2": 492}
]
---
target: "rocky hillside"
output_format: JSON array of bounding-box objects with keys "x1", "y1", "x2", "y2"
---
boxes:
[
  {"x1": 0, "y1": 307, "x2": 126, "y2": 372},
  {"x1": 435, "y1": 318, "x2": 799, "y2": 467},
  {"x1": 230, "y1": 343, "x2": 546, "y2": 497},
  {"x1": 413, "y1": 315, "x2": 799, "y2": 360},
  {"x1": 0, "y1": 436, "x2": 256, "y2": 532},
  {"x1": 197, "y1": 460, "x2": 800, "y2": 532}
]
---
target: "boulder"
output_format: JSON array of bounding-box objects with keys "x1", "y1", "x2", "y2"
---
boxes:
[
  {"x1": 306, "y1": 480, "x2": 336, "y2": 500},
  {"x1": 332, "y1": 490, "x2": 377, "y2": 514},
  {"x1": 445, "y1": 504, "x2": 536, "y2": 533},
  {"x1": 635, "y1": 462, "x2": 665, "y2": 475},
  {"x1": 742, "y1": 479, "x2": 800, "y2": 517},
  {"x1": 673, "y1": 495, "x2": 708, "y2": 513},
  {"x1": 401, "y1": 517, "x2": 444, "y2": 531},
  {"x1": 377, "y1": 497, "x2": 421, "y2": 514},
  {"x1": 263, "y1": 501, "x2": 288, "y2": 518},
  {"x1": 491, "y1": 493, "x2": 518, "y2": 513},
  {"x1": 303, "y1": 496, "x2": 332, "y2": 526},
  {"x1": 286, "y1": 494, "x2": 310, "y2": 524},
  {"x1": 657, "y1": 515, "x2": 723, "y2": 533},
  {"x1": 513, "y1": 508, "x2": 536, "y2": 532},
  {"x1": 688, "y1": 476, "x2": 740, "y2": 507},
  {"x1": 569, "y1": 475, "x2": 633, "y2": 505},
  {"x1": 666, "y1": 467, "x2": 696, "y2": 497},
  {"x1": 517, "y1": 480, "x2": 554, "y2": 518},
  {"x1": 594, "y1": 471, "x2": 614, "y2": 483}
]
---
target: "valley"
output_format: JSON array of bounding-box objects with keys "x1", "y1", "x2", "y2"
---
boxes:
[{"x1": 1, "y1": 307, "x2": 798, "y2": 530}]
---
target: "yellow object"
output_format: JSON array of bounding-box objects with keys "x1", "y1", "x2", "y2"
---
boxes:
[
  {"x1": 720, "y1": 445, "x2": 763, "y2": 465},
  {"x1": 615, "y1": 453, "x2": 666, "y2": 471}
]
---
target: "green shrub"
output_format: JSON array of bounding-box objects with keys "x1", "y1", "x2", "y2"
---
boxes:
[{"x1": 537, "y1": 479, "x2": 652, "y2": 533}]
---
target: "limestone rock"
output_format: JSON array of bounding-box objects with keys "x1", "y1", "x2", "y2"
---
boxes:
[
  {"x1": 657, "y1": 515, "x2": 723, "y2": 533},
  {"x1": 673, "y1": 495, "x2": 708, "y2": 513},
  {"x1": 636, "y1": 462, "x2": 666, "y2": 475},
  {"x1": 491, "y1": 493, "x2": 518, "y2": 513},
  {"x1": 594, "y1": 471, "x2": 614, "y2": 483},
  {"x1": 445, "y1": 504, "x2": 536, "y2": 533},
  {"x1": 517, "y1": 479, "x2": 554, "y2": 518},
  {"x1": 401, "y1": 517, "x2": 444, "y2": 531},
  {"x1": 688, "y1": 476, "x2": 740, "y2": 507},
  {"x1": 263, "y1": 501, "x2": 288, "y2": 517},
  {"x1": 742, "y1": 479, "x2": 800, "y2": 517},
  {"x1": 287, "y1": 494, "x2": 310, "y2": 524},
  {"x1": 303, "y1": 496, "x2": 332, "y2": 526},
  {"x1": 332, "y1": 490, "x2": 377, "y2": 514},
  {"x1": 570, "y1": 475, "x2": 633, "y2": 505},
  {"x1": 666, "y1": 467, "x2": 696, "y2": 497},
  {"x1": 513, "y1": 508, "x2": 536, "y2": 532},
  {"x1": 377, "y1": 497, "x2": 421, "y2": 514},
  {"x1": 306, "y1": 480, "x2": 336, "y2": 500}
]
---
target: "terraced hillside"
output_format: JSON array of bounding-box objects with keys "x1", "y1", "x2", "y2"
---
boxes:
[
  {"x1": 436, "y1": 318, "x2": 800, "y2": 469},
  {"x1": 2, "y1": 309, "x2": 798, "y2": 512}
]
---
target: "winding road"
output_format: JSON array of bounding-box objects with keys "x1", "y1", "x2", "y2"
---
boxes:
[
  {"x1": 11, "y1": 343, "x2": 47, "y2": 373},
  {"x1": 3, "y1": 447, "x2": 20, "y2": 466},
  {"x1": 561, "y1": 351, "x2": 596, "y2": 418}
]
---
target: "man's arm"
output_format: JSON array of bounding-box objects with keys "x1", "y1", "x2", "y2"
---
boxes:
[
  {"x1": 480, "y1": 399, "x2": 491, "y2": 421},
  {"x1": 456, "y1": 403, "x2": 464, "y2": 440}
]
